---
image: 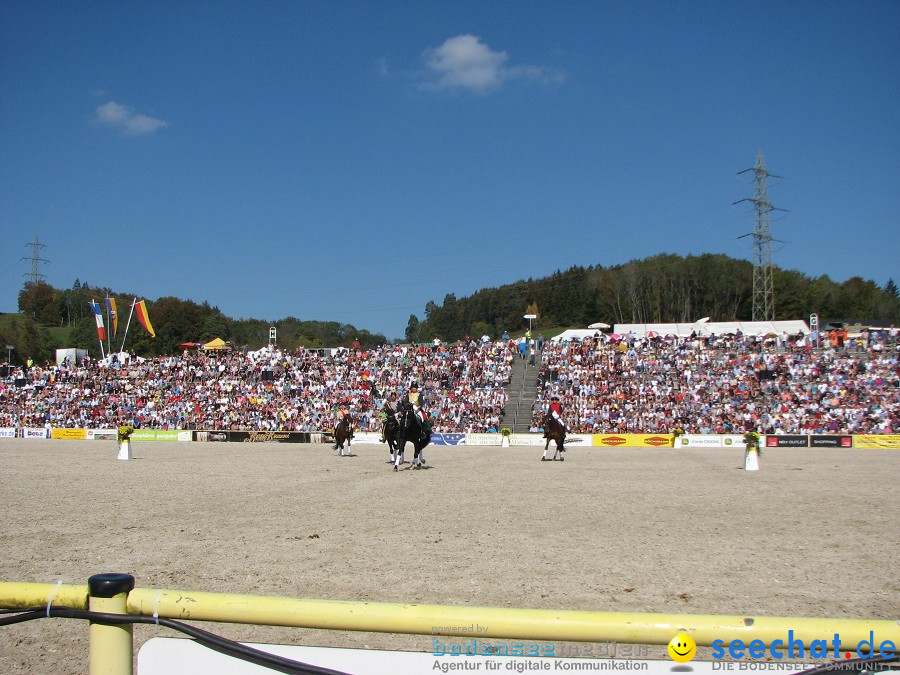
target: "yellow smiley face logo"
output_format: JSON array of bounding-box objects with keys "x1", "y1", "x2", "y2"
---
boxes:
[{"x1": 667, "y1": 633, "x2": 697, "y2": 663}]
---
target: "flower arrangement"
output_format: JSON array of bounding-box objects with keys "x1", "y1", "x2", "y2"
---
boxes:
[
  {"x1": 501, "y1": 427, "x2": 512, "y2": 437},
  {"x1": 743, "y1": 430, "x2": 761, "y2": 454},
  {"x1": 672, "y1": 427, "x2": 685, "y2": 447},
  {"x1": 117, "y1": 425, "x2": 135, "y2": 443}
]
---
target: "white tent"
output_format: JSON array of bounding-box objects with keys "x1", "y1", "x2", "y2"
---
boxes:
[
  {"x1": 552, "y1": 320, "x2": 810, "y2": 342},
  {"x1": 613, "y1": 320, "x2": 809, "y2": 338}
]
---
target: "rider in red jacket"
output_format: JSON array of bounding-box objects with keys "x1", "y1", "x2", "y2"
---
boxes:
[{"x1": 548, "y1": 396, "x2": 569, "y2": 432}]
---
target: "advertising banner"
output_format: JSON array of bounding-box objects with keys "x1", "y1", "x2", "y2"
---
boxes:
[
  {"x1": 429, "y1": 433, "x2": 466, "y2": 446},
  {"x1": 809, "y1": 435, "x2": 854, "y2": 448},
  {"x1": 23, "y1": 427, "x2": 49, "y2": 439},
  {"x1": 765, "y1": 435, "x2": 809, "y2": 448},
  {"x1": 853, "y1": 434, "x2": 900, "y2": 449},
  {"x1": 0, "y1": 428, "x2": 17, "y2": 438},
  {"x1": 229, "y1": 431, "x2": 310, "y2": 443},
  {"x1": 195, "y1": 431, "x2": 229, "y2": 442},
  {"x1": 509, "y1": 433, "x2": 546, "y2": 447},
  {"x1": 564, "y1": 434, "x2": 592, "y2": 446},
  {"x1": 593, "y1": 434, "x2": 635, "y2": 447},
  {"x1": 676, "y1": 435, "x2": 722, "y2": 448},
  {"x1": 87, "y1": 429, "x2": 117, "y2": 441},
  {"x1": 51, "y1": 428, "x2": 87, "y2": 440},
  {"x1": 465, "y1": 433, "x2": 502, "y2": 446},
  {"x1": 131, "y1": 430, "x2": 184, "y2": 442},
  {"x1": 721, "y1": 435, "x2": 746, "y2": 448},
  {"x1": 349, "y1": 432, "x2": 383, "y2": 445},
  {"x1": 632, "y1": 434, "x2": 673, "y2": 448},
  {"x1": 194, "y1": 430, "x2": 310, "y2": 443}
]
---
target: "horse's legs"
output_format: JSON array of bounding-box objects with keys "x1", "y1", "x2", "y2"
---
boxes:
[{"x1": 393, "y1": 439, "x2": 405, "y2": 471}]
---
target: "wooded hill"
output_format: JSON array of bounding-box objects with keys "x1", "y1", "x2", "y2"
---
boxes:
[
  {"x1": 9, "y1": 279, "x2": 388, "y2": 364},
  {"x1": 6, "y1": 253, "x2": 899, "y2": 364},
  {"x1": 406, "y1": 253, "x2": 900, "y2": 343}
]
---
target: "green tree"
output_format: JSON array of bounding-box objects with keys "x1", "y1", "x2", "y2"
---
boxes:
[
  {"x1": 405, "y1": 315, "x2": 420, "y2": 343},
  {"x1": 18, "y1": 282, "x2": 59, "y2": 324},
  {"x1": 0, "y1": 314, "x2": 55, "y2": 363},
  {"x1": 470, "y1": 321, "x2": 493, "y2": 339}
]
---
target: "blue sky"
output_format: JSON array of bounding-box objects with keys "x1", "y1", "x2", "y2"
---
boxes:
[{"x1": 1, "y1": 1, "x2": 897, "y2": 340}]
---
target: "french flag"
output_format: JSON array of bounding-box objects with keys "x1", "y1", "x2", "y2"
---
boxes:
[{"x1": 88, "y1": 300, "x2": 107, "y2": 341}]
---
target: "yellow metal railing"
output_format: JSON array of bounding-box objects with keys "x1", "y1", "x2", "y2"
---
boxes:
[{"x1": 1, "y1": 576, "x2": 898, "y2": 674}]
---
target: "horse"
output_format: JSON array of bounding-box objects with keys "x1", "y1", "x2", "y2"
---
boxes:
[
  {"x1": 332, "y1": 415, "x2": 354, "y2": 456},
  {"x1": 541, "y1": 414, "x2": 566, "y2": 461},
  {"x1": 381, "y1": 409, "x2": 400, "y2": 459},
  {"x1": 392, "y1": 405, "x2": 431, "y2": 471}
]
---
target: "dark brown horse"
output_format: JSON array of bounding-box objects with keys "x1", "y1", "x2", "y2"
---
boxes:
[
  {"x1": 541, "y1": 414, "x2": 566, "y2": 461},
  {"x1": 333, "y1": 415, "x2": 354, "y2": 456}
]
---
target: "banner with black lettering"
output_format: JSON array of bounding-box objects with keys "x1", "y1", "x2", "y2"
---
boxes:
[
  {"x1": 809, "y1": 435, "x2": 853, "y2": 448},
  {"x1": 765, "y1": 435, "x2": 809, "y2": 448}
]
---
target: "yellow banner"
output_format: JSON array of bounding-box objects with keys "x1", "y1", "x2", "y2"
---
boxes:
[
  {"x1": 633, "y1": 434, "x2": 675, "y2": 448},
  {"x1": 853, "y1": 435, "x2": 900, "y2": 449},
  {"x1": 593, "y1": 434, "x2": 636, "y2": 447},
  {"x1": 51, "y1": 428, "x2": 87, "y2": 440}
]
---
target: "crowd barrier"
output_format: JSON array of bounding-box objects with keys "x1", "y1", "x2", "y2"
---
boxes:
[
  {"x1": 2, "y1": 426, "x2": 899, "y2": 448},
  {"x1": 1, "y1": 575, "x2": 897, "y2": 675}
]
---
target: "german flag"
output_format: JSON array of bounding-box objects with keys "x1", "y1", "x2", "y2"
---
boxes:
[{"x1": 135, "y1": 300, "x2": 156, "y2": 338}]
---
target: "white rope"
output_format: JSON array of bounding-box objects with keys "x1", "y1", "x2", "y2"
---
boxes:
[
  {"x1": 152, "y1": 589, "x2": 163, "y2": 625},
  {"x1": 46, "y1": 579, "x2": 63, "y2": 618}
]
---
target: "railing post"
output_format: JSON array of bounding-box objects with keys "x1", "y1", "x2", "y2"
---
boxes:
[{"x1": 88, "y1": 573, "x2": 135, "y2": 675}]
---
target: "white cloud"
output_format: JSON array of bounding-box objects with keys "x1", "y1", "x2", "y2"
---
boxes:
[
  {"x1": 420, "y1": 34, "x2": 563, "y2": 93},
  {"x1": 95, "y1": 101, "x2": 168, "y2": 136}
]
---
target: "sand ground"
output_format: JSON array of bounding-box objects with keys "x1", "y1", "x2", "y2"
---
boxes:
[{"x1": 0, "y1": 438, "x2": 897, "y2": 673}]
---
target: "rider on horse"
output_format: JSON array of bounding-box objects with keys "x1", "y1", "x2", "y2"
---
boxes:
[
  {"x1": 400, "y1": 382, "x2": 428, "y2": 441},
  {"x1": 379, "y1": 391, "x2": 400, "y2": 443},
  {"x1": 545, "y1": 396, "x2": 568, "y2": 434},
  {"x1": 541, "y1": 396, "x2": 568, "y2": 461},
  {"x1": 335, "y1": 400, "x2": 353, "y2": 435}
]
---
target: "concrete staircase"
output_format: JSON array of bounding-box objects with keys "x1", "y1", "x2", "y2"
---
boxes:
[{"x1": 500, "y1": 350, "x2": 541, "y2": 432}]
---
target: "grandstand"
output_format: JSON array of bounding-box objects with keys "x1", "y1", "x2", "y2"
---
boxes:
[{"x1": 0, "y1": 326, "x2": 897, "y2": 437}]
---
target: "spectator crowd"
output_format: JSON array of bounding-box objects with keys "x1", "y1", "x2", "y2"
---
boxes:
[
  {"x1": 532, "y1": 328, "x2": 899, "y2": 435},
  {"x1": 1, "y1": 327, "x2": 898, "y2": 436},
  {"x1": 0, "y1": 340, "x2": 513, "y2": 434}
]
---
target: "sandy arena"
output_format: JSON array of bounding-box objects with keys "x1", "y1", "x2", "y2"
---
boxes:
[{"x1": 0, "y1": 438, "x2": 897, "y2": 673}]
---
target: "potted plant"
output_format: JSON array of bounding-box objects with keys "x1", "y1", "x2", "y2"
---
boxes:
[
  {"x1": 501, "y1": 427, "x2": 512, "y2": 447},
  {"x1": 743, "y1": 430, "x2": 761, "y2": 471},
  {"x1": 672, "y1": 427, "x2": 685, "y2": 448},
  {"x1": 117, "y1": 425, "x2": 134, "y2": 460}
]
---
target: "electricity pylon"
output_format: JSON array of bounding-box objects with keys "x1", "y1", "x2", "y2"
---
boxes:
[
  {"x1": 734, "y1": 152, "x2": 785, "y2": 321},
  {"x1": 21, "y1": 235, "x2": 50, "y2": 283}
]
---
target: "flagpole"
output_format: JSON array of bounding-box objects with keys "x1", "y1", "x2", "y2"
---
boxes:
[
  {"x1": 119, "y1": 298, "x2": 137, "y2": 353},
  {"x1": 105, "y1": 296, "x2": 112, "y2": 356}
]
